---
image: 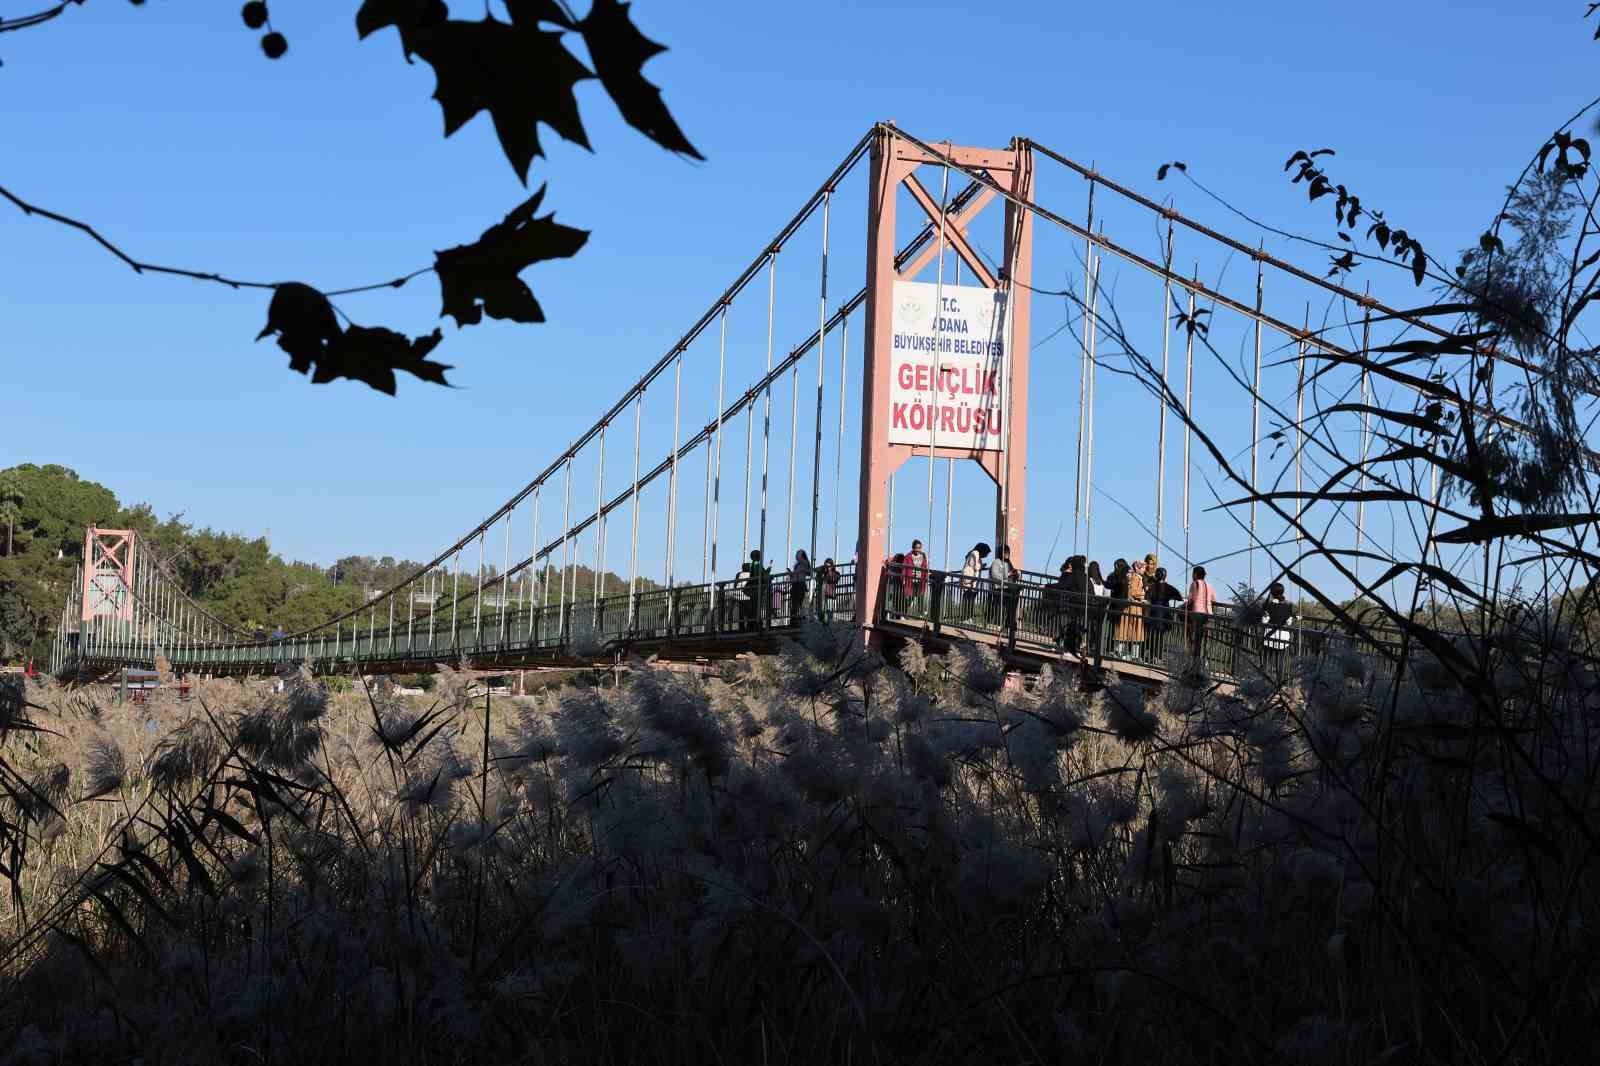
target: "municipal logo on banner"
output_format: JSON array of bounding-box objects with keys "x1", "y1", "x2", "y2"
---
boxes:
[{"x1": 887, "y1": 280, "x2": 1009, "y2": 451}]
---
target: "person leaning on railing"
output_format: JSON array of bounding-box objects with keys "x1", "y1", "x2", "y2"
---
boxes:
[
  {"x1": 1260, "y1": 582, "x2": 1295, "y2": 661},
  {"x1": 883, "y1": 552, "x2": 906, "y2": 616}
]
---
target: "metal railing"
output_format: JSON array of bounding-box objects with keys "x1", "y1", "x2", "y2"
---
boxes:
[
  {"x1": 55, "y1": 555, "x2": 1416, "y2": 684},
  {"x1": 57, "y1": 564, "x2": 860, "y2": 677},
  {"x1": 878, "y1": 563, "x2": 1401, "y2": 679}
]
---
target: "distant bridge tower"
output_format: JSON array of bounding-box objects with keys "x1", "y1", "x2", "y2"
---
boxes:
[
  {"x1": 856, "y1": 127, "x2": 1034, "y2": 630},
  {"x1": 81, "y1": 525, "x2": 136, "y2": 623},
  {"x1": 80, "y1": 521, "x2": 137, "y2": 643}
]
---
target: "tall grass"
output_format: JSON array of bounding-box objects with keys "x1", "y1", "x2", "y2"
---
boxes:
[{"x1": 1, "y1": 610, "x2": 1594, "y2": 1064}]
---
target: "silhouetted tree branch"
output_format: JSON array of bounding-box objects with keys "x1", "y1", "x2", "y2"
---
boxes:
[{"x1": 2, "y1": 0, "x2": 698, "y2": 393}]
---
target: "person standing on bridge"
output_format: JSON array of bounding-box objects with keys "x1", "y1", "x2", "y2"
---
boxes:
[
  {"x1": 1047, "y1": 558, "x2": 1080, "y2": 653},
  {"x1": 1186, "y1": 565, "x2": 1217, "y2": 661},
  {"x1": 1058, "y1": 554, "x2": 1106, "y2": 682},
  {"x1": 1082, "y1": 560, "x2": 1109, "y2": 663},
  {"x1": 1087, "y1": 561, "x2": 1108, "y2": 599},
  {"x1": 789, "y1": 550, "x2": 813, "y2": 621},
  {"x1": 1106, "y1": 560, "x2": 1131, "y2": 658},
  {"x1": 902, "y1": 539, "x2": 929, "y2": 612},
  {"x1": 1260, "y1": 582, "x2": 1295, "y2": 666},
  {"x1": 817, "y1": 557, "x2": 840, "y2": 619},
  {"x1": 739, "y1": 550, "x2": 771, "y2": 632},
  {"x1": 989, "y1": 544, "x2": 1020, "y2": 648},
  {"x1": 1146, "y1": 566, "x2": 1183, "y2": 659},
  {"x1": 1117, "y1": 560, "x2": 1148, "y2": 660},
  {"x1": 960, "y1": 542, "x2": 990, "y2": 621}
]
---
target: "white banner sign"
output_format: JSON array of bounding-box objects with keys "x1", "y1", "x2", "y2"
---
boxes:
[{"x1": 886, "y1": 280, "x2": 1009, "y2": 450}]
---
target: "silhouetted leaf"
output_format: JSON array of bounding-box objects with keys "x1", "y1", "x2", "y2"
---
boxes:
[
  {"x1": 1434, "y1": 512, "x2": 1600, "y2": 545},
  {"x1": 89, "y1": 887, "x2": 152, "y2": 954},
  {"x1": 256, "y1": 282, "x2": 339, "y2": 375},
  {"x1": 256, "y1": 283, "x2": 451, "y2": 394},
  {"x1": 1373, "y1": 332, "x2": 1497, "y2": 360},
  {"x1": 320, "y1": 326, "x2": 450, "y2": 395},
  {"x1": 1325, "y1": 402, "x2": 1446, "y2": 436},
  {"x1": 1210, "y1": 489, "x2": 1415, "y2": 510},
  {"x1": 1370, "y1": 221, "x2": 1390, "y2": 249},
  {"x1": 1411, "y1": 246, "x2": 1427, "y2": 286},
  {"x1": 579, "y1": 0, "x2": 702, "y2": 159},
  {"x1": 410, "y1": 15, "x2": 594, "y2": 183},
  {"x1": 434, "y1": 185, "x2": 590, "y2": 327},
  {"x1": 1156, "y1": 161, "x2": 1186, "y2": 181},
  {"x1": 165, "y1": 821, "x2": 217, "y2": 899},
  {"x1": 355, "y1": 0, "x2": 447, "y2": 54},
  {"x1": 505, "y1": 0, "x2": 575, "y2": 29},
  {"x1": 1309, "y1": 147, "x2": 1335, "y2": 159},
  {"x1": 1538, "y1": 138, "x2": 1556, "y2": 173},
  {"x1": 119, "y1": 845, "x2": 183, "y2": 913},
  {"x1": 1366, "y1": 561, "x2": 1483, "y2": 604},
  {"x1": 1364, "y1": 441, "x2": 1479, "y2": 485},
  {"x1": 199, "y1": 803, "x2": 260, "y2": 847}
]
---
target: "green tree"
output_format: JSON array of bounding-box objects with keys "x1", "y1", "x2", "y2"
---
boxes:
[
  {"x1": 0, "y1": 461, "x2": 656, "y2": 661},
  {"x1": 0, "y1": 464, "x2": 120, "y2": 662},
  {"x1": 0, "y1": 470, "x2": 21, "y2": 557}
]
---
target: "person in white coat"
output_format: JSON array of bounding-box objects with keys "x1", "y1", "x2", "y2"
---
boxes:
[
  {"x1": 960, "y1": 541, "x2": 991, "y2": 620},
  {"x1": 989, "y1": 544, "x2": 1020, "y2": 647}
]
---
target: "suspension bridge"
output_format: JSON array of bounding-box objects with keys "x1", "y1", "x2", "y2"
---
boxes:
[{"x1": 49, "y1": 124, "x2": 1499, "y2": 686}]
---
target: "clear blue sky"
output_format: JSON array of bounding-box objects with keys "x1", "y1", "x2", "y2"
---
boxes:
[{"x1": 4, "y1": 1, "x2": 1594, "y2": 601}]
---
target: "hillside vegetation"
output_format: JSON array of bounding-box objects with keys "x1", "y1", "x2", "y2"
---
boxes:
[{"x1": 0, "y1": 464, "x2": 638, "y2": 664}]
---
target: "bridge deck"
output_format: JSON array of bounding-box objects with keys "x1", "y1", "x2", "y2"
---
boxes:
[{"x1": 58, "y1": 563, "x2": 1400, "y2": 688}]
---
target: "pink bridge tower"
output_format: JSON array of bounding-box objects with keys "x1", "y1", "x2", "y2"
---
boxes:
[{"x1": 855, "y1": 127, "x2": 1035, "y2": 632}]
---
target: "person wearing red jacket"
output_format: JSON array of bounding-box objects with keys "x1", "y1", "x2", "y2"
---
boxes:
[{"x1": 902, "y1": 539, "x2": 929, "y2": 608}]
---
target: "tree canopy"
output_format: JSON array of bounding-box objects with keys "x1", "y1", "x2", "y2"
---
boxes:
[{"x1": 0, "y1": 462, "x2": 644, "y2": 663}]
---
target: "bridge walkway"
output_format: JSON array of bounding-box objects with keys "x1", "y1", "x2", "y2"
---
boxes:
[{"x1": 60, "y1": 562, "x2": 1401, "y2": 688}]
